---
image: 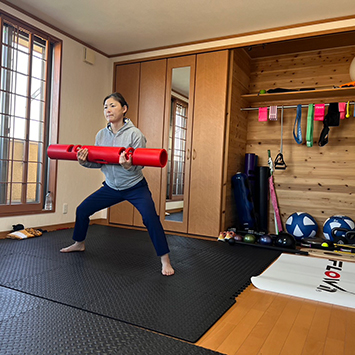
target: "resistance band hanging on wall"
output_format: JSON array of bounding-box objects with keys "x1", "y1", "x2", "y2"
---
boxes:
[
  {"x1": 244, "y1": 101, "x2": 354, "y2": 151},
  {"x1": 306, "y1": 104, "x2": 314, "y2": 147},
  {"x1": 318, "y1": 103, "x2": 340, "y2": 147},
  {"x1": 293, "y1": 104, "x2": 303, "y2": 144}
]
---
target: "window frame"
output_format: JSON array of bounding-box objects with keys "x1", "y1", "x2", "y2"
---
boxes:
[
  {"x1": 166, "y1": 96, "x2": 188, "y2": 201},
  {"x1": 0, "y1": 11, "x2": 61, "y2": 216}
]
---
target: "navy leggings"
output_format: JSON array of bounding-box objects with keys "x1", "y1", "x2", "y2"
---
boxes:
[{"x1": 72, "y1": 178, "x2": 170, "y2": 256}]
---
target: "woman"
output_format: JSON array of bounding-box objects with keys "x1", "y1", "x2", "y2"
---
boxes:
[{"x1": 60, "y1": 92, "x2": 174, "y2": 276}]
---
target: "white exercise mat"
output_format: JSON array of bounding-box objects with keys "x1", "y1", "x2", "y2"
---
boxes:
[{"x1": 251, "y1": 253, "x2": 355, "y2": 309}]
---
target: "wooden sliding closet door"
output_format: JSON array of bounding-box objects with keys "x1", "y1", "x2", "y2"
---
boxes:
[
  {"x1": 114, "y1": 63, "x2": 140, "y2": 124},
  {"x1": 108, "y1": 63, "x2": 140, "y2": 226},
  {"x1": 188, "y1": 50, "x2": 229, "y2": 236},
  {"x1": 133, "y1": 59, "x2": 167, "y2": 226}
]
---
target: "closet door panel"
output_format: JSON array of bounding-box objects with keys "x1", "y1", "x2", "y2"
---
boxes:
[
  {"x1": 108, "y1": 63, "x2": 140, "y2": 226},
  {"x1": 133, "y1": 59, "x2": 167, "y2": 226},
  {"x1": 114, "y1": 63, "x2": 140, "y2": 124},
  {"x1": 188, "y1": 50, "x2": 229, "y2": 236}
]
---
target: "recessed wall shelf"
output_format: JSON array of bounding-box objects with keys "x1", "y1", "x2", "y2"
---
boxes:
[{"x1": 241, "y1": 87, "x2": 355, "y2": 106}]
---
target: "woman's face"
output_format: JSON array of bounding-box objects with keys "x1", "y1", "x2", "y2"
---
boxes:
[{"x1": 104, "y1": 97, "x2": 127, "y2": 125}]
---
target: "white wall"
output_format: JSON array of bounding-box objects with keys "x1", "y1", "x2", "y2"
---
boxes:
[
  {"x1": 111, "y1": 18, "x2": 355, "y2": 63},
  {"x1": 0, "y1": 3, "x2": 112, "y2": 232}
]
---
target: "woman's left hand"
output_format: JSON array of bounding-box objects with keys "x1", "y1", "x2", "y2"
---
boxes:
[{"x1": 119, "y1": 151, "x2": 132, "y2": 169}]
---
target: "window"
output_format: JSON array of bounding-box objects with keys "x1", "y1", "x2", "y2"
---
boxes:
[
  {"x1": 0, "y1": 12, "x2": 61, "y2": 215},
  {"x1": 166, "y1": 97, "x2": 187, "y2": 201}
]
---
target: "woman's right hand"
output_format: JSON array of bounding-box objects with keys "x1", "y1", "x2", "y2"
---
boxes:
[{"x1": 77, "y1": 148, "x2": 89, "y2": 163}]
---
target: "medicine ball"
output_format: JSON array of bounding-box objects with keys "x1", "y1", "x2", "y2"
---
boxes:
[
  {"x1": 323, "y1": 215, "x2": 355, "y2": 241},
  {"x1": 259, "y1": 234, "x2": 273, "y2": 246},
  {"x1": 274, "y1": 232, "x2": 296, "y2": 249},
  {"x1": 285, "y1": 212, "x2": 318, "y2": 240}
]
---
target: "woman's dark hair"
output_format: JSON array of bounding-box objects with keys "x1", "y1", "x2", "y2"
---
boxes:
[{"x1": 103, "y1": 92, "x2": 129, "y2": 115}]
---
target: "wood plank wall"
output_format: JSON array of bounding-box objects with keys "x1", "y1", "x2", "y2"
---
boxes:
[
  {"x1": 249, "y1": 46, "x2": 355, "y2": 93},
  {"x1": 243, "y1": 45, "x2": 355, "y2": 235},
  {"x1": 223, "y1": 49, "x2": 250, "y2": 230}
]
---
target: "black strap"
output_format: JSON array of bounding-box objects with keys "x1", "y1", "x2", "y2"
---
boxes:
[
  {"x1": 325, "y1": 103, "x2": 340, "y2": 127},
  {"x1": 318, "y1": 126, "x2": 329, "y2": 147},
  {"x1": 318, "y1": 103, "x2": 340, "y2": 146}
]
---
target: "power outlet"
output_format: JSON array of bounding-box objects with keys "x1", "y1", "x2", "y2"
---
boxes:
[{"x1": 63, "y1": 203, "x2": 68, "y2": 214}]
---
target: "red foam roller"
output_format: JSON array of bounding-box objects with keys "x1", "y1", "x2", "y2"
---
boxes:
[{"x1": 47, "y1": 144, "x2": 167, "y2": 168}]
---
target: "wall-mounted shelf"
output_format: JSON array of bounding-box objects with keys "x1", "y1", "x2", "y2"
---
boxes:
[{"x1": 241, "y1": 87, "x2": 355, "y2": 105}]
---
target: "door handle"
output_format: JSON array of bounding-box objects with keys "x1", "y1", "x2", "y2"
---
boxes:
[{"x1": 192, "y1": 149, "x2": 197, "y2": 160}]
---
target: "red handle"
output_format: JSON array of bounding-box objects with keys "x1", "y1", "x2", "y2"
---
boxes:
[
  {"x1": 125, "y1": 147, "x2": 135, "y2": 160},
  {"x1": 73, "y1": 145, "x2": 82, "y2": 153}
]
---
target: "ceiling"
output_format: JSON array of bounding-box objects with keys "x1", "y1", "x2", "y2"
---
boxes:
[{"x1": 2, "y1": 0, "x2": 355, "y2": 57}]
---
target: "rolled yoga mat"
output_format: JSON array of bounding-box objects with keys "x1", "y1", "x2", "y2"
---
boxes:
[
  {"x1": 245, "y1": 153, "x2": 258, "y2": 202},
  {"x1": 232, "y1": 172, "x2": 257, "y2": 230}
]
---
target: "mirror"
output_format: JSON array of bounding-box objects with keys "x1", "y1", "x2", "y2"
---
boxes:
[{"x1": 164, "y1": 66, "x2": 190, "y2": 222}]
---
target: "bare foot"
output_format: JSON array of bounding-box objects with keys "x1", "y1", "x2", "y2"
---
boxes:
[
  {"x1": 60, "y1": 241, "x2": 85, "y2": 253},
  {"x1": 161, "y1": 253, "x2": 174, "y2": 276}
]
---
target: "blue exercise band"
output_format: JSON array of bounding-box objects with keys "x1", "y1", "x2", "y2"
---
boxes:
[{"x1": 293, "y1": 104, "x2": 303, "y2": 144}]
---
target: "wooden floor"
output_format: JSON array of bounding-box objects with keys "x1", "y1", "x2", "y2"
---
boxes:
[{"x1": 196, "y1": 284, "x2": 355, "y2": 355}]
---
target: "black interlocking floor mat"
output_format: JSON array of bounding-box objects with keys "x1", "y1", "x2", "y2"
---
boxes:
[
  {"x1": 0, "y1": 225, "x2": 280, "y2": 343},
  {"x1": 0, "y1": 286, "x2": 222, "y2": 355}
]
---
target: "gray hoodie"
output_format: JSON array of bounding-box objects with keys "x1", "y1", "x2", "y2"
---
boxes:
[{"x1": 81, "y1": 119, "x2": 147, "y2": 190}]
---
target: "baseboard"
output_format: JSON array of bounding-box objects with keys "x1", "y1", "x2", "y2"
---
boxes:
[
  {"x1": 0, "y1": 218, "x2": 216, "y2": 243},
  {"x1": 0, "y1": 218, "x2": 108, "y2": 240}
]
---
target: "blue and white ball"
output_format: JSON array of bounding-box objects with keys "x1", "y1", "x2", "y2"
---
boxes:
[
  {"x1": 286, "y1": 212, "x2": 318, "y2": 240},
  {"x1": 323, "y1": 215, "x2": 355, "y2": 241}
]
